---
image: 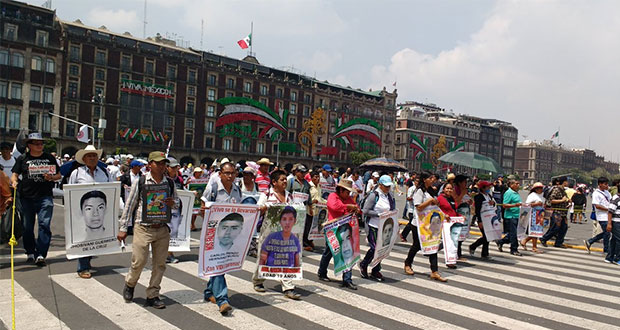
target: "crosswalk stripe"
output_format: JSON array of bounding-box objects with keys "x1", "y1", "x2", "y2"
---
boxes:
[
  {"x1": 170, "y1": 261, "x2": 379, "y2": 330},
  {"x1": 371, "y1": 245, "x2": 620, "y2": 305},
  {"x1": 50, "y1": 273, "x2": 180, "y2": 330},
  {"x1": 113, "y1": 268, "x2": 285, "y2": 330},
  {"x1": 340, "y1": 249, "x2": 616, "y2": 329},
  {"x1": 0, "y1": 279, "x2": 70, "y2": 330}
]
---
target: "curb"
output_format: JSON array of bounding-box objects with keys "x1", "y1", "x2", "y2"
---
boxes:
[{"x1": 398, "y1": 219, "x2": 605, "y2": 253}]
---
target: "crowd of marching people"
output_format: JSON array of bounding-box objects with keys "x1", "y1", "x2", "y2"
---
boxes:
[{"x1": 4, "y1": 134, "x2": 620, "y2": 316}]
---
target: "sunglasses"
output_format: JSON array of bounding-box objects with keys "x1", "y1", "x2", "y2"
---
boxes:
[{"x1": 28, "y1": 141, "x2": 44, "y2": 146}]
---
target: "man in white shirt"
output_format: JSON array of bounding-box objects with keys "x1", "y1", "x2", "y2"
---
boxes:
[
  {"x1": 585, "y1": 177, "x2": 612, "y2": 255},
  {"x1": 106, "y1": 158, "x2": 121, "y2": 181},
  {"x1": 348, "y1": 170, "x2": 364, "y2": 202},
  {"x1": 0, "y1": 142, "x2": 16, "y2": 178},
  {"x1": 365, "y1": 172, "x2": 380, "y2": 194}
]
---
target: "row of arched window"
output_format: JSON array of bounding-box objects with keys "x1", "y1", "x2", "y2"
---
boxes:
[{"x1": 0, "y1": 49, "x2": 55, "y2": 73}]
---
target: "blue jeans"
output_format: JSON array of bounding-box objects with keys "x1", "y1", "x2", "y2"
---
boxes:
[
  {"x1": 606, "y1": 222, "x2": 620, "y2": 262},
  {"x1": 77, "y1": 257, "x2": 92, "y2": 272},
  {"x1": 204, "y1": 275, "x2": 228, "y2": 307},
  {"x1": 21, "y1": 196, "x2": 54, "y2": 258},
  {"x1": 542, "y1": 213, "x2": 568, "y2": 246},
  {"x1": 499, "y1": 217, "x2": 519, "y2": 253},
  {"x1": 360, "y1": 226, "x2": 381, "y2": 274},
  {"x1": 318, "y1": 242, "x2": 352, "y2": 283},
  {"x1": 589, "y1": 221, "x2": 610, "y2": 253}
]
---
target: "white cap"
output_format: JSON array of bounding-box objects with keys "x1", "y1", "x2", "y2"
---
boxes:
[
  {"x1": 106, "y1": 157, "x2": 114, "y2": 164},
  {"x1": 63, "y1": 154, "x2": 70, "y2": 158},
  {"x1": 127, "y1": 154, "x2": 134, "y2": 159},
  {"x1": 372, "y1": 172, "x2": 380, "y2": 178}
]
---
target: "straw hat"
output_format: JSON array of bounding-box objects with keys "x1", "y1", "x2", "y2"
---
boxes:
[
  {"x1": 75, "y1": 145, "x2": 102, "y2": 164},
  {"x1": 257, "y1": 158, "x2": 273, "y2": 165},
  {"x1": 336, "y1": 179, "x2": 353, "y2": 192}
]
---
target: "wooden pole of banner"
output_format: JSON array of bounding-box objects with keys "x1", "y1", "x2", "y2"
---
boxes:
[{"x1": 8, "y1": 187, "x2": 17, "y2": 329}]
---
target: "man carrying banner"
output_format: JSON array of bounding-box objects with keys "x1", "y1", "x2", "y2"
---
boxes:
[
  {"x1": 287, "y1": 164, "x2": 313, "y2": 251},
  {"x1": 361, "y1": 175, "x2": 396, "y2": 282},
  {"x1": 118, "y1": 151, "x2": 177, "y2": 309},
  {"x1": 200, "y1": 161, "x2": 241, "y2": 316},
  {"x1": 67, "y1": 145, "x2": 111, "y2": 278},
  {"x1": 496, "y1": 179, "x2": 523, "y2": 256},
  {"x1": 318, "y1": 179, "x2": 359, "y2": 289},
  {"x1": 470, "y1": 181, "x2": 494, "y2": 258}
]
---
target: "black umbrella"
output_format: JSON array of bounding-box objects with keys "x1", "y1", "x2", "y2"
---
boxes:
[{"x1": 359, "y1": 157, "x2": 408, "y2": 173}]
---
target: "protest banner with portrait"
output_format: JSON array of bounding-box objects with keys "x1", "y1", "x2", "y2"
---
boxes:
[
  {"x1": 63, "y1": 182, "x2": 122, "y2": 259},
  {"x1": 308, "y1": 203, "x2": 327, "y2": 240},
  {"x1": 456, "y1": 201, "x2": 472, "y2": 241},
  {"x1": 241, "y1": 191, "x2": 261, "y2": 205},
  {"x1": 292, "y1": 192, "x2": 309, "y2": 205},
  {"x1": 257, "y1": 204, "x2": 306, "y2": 280},
  {"x1": 528, "y1": 206, "x2": 546, "y2": 237},
  {"x1": 198, "y1": 203, "x2": 260, "y2": 277},
  {"x1": 481, "y1": 202, "x2": 503, "y2": 241},
  {"x1": 188, "y1": 183, "x2": 208, "y2": 214},
  {"x1": 416, "y1": 206, "x2": 444, "y2": 254},
  {"x1": 168, "y1": 190, "x2": 195, "y2": 252},
  {"x1": 443, "y1": 216, "x2": 465, "y2": 265},
  {"x1": 141, "y1": 182, "x2": 171, "y2": 223},
  {"x1": 369, "y1": 209, "x2": 399, "y2": 268},
  {"x1": 517, "y1": 206, "x2": 532, "y2": 241},
  {"x1": 323, "y1": 213, "x2": 360, "y2": 276}
]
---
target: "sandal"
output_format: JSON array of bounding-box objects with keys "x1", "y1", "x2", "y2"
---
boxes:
[
  {"x1": 532, "y1": 248, "x2": 543, "y2": 254},
  {"x1": 78, "y1": 270, "x2": 92, "y2": 279},
  {"x1": 519, "y1": 239, "x2": 527, "y2": 251}
]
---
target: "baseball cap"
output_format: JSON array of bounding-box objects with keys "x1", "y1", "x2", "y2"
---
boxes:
[
  {"x1": 372, "y1": 172, "x2": 380, "y2": 178},
  {"x1": 167, "y1": 157, "x2": 180, "y2": 167},
  {"x1": 130, "y1": 160, "x2": 143, "y2": 168},
  {"x1": 478, "y1": 180, "x2": 492, "y2": 189},
  {"x1": 148, "y1": 151, "x2": 169, "y2": 162},
  {"x1": 193, "y1": 167, "x2": 203, "y2": 173},
  {"x1": 378, "y1": 175, "x2": 393, "y2": 186},
  {"x1": 322, "y1": 164, "x2": 333, "y2": 172}
]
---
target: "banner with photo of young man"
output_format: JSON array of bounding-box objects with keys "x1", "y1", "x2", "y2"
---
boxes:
[
  {"x1": 198, "y1": 203, "x2": 260, "y2": 277},
  {"x1": 416, "y1": 206, "x2": 444, "y2": 254},
  {"x1": 308, "y1": 203, "x2": 327, "y2": 240},
  {"x1": 456, "y1": 201, "x2": 472, "y2": 241},
  {"x1": 141, "y1": 181, "x2": 171, "y2": 223},
  {"x1": 323, "y1": 213, "x2": 360, "y2": 276},
  {"x1": 528, "y1": 206, "x2": 546, "y2": 237},
  {"x1": 443, "y1": 216, "x2": 465, "y2": 265},
  {"x1": 188, "y1": 183, "x2": 208, "y2": 214},
  {"x1": 257, "y1": 204, "x2": 306, "y2": 280},
  {"x1": 369, "y1": 209, "x2": 399, "y2": 268},
  {"x1": 63, "y1": 182, "x2": 122, "y2": 259},
  {"x1": 517, "y1": 206, "x2": 532, "y2": 241},
  {"x1": 481, "y1": 202, "x2": 503, "y2": 241},
  {"x1": 168, "y1": 190, "x2": 195, "y2": 252}
]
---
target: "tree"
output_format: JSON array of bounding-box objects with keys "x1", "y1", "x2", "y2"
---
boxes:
[
  {"x1": 350, "y1": 151, "x2": 375, "y2": 166},
  {"x1": 298, "y1": 108, "x2": 326, "y2": 157},
  {"x1": 430, "y1": 136, "x2": 447, "y2": 168},
  {"x1": 43, "y1": 139, "x2": 57, "y2": 154}
]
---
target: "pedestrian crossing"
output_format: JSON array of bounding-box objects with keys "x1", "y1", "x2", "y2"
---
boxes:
[{"x1": 1, "y1": 236, "x2": 620, "y2": 330}]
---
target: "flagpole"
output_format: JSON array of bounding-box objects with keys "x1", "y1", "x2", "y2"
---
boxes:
[{"x1": 250, "y1": 22, "x2": 253, "y2": 56}]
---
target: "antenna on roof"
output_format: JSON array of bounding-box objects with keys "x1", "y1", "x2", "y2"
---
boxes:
[
  {"x1": 200, "y1": 19, "x2": 204, "y2": 50},
  {"x1": 143, "y1": 0, "x2": 147, "y2": 38}
]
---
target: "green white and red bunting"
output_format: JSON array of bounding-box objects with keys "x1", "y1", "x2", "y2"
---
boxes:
[
  {"x1": 450, "y1": 142, "x2": 465, "y2": 152},
  {"x1": 118, "y1": 128, "x2": 169, "y2": 142},
  {"x1": 550, "y1": 131, "x2": 559, "y2": 139},
  {"x1": 237, "y1": 33, "x2": 251, "y2": 49}
]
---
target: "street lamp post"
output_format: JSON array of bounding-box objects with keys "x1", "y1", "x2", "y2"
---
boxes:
[
  {"x1": 276, "y1": 133, "x2": 282, "y2": 167},
  {"x1": 91, "y1": 93, "x2": 105, "y2": 149}
]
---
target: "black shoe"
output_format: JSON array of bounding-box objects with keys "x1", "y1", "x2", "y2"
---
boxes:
[
  {"x1": 584, "y1": 240, "x2": 591, "y2": 254},
  {"x1": 496, "y1": 241, "x2": 504, "y2": 252},
  {"x1": 360, "y1": 267, "x2": 369, "y2": 279},
  {"x1": 468, "y1": 247, "x2": 475, "y2": 257},
  {"x1": 317, "y1": 275, "x2": 331, "y2": 282},
  {"x1": 341, "y1": 282, "x2": 358, "y2": 290},
  {"x1": 554, "y1": 244, "x2": 567, "y2": 249},
  {"x1": 510, "y1": 251, "x2": 523, "y2": 257},
  {"x1": 35, "y1": 256, "x2": 46, "y2": 266},
  {"x1": 123, "y1": 284, "x2": 134, "y2": 303},
  {"x1": 539, "y1": 240, "x2": 548, "y2": 247},
  {"x1": 370, "y1": 272, "x2": 385, "y2": 282},
  {"x1": 145, "y1": 297, "x2": 166, "y2": 309}
]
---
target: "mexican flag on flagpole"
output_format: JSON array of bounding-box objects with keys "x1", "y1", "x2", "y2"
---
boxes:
[
  {"x1": 550, "y1": 131, "x2": 559, "y2": 139},
  {"x1": 237, "y1": 33, "x2": 251, "y2": 49}
]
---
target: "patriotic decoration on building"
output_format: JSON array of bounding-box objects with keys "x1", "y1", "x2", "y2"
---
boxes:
[
  {"x1": 118, "y1": 128, "x2": 168, "y2": 142},
  {"x1": 410, "y1": 134, "x2": 429, "y2": 160},
  {"x1": 333, "y1": 114, "x2": 382, "y2": 149},
  {"x1": 215, "y1": 97, "x2": 288, "y2": 140}
]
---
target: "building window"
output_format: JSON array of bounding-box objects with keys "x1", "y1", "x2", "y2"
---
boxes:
[
  {"x1": 260, "y1": 85, "x2": 268, "y2": 96},
  {"x1": 223, "y1": 139, "x2": 232, "y2": 151},
  {"x1": 260, "y1": 98, "x2": 267, "y2": 106},
  {"x1": 257, "y1": 142, "x2": 265, "y2": 153},
  {"x1": 95, "y1": 69, "x2": 105, "y2": 81},
  {"x1": 4, "y1": 24, "x2": 17, "y2": 41},
  {"x1": 36, "y1": 30, "x2": 49, "y2": 47},
  {"x1": 226, "y1": 91, "x2": 234, "y2": 98},
  {"x1": 227, "y1": 78, "x2": 235, "y2": 89},
  {"x1": 43, "y1": 88, "x2": 53, "y2": 103},
  {"x1": 184, "y1": 133, "x2": 193, "y2": 148},
  {"x1": 244, "y1": 82, "x2": 252, "y2": 93},
  {"x1": 188, "y1": 70, "x2": 197, "y2": 83},
  {"x1": 208, "y1": 74, "x2": 217, "y2": 85},
  {"x1": 0, "y1": 50, "x2": 8, "y2": 65},
  {"x1": 45, "y1": 59, "x2": 55, "y2": 73},
  {"x1": 205, "y1": 137, "x2": 213, "y2": 149},
  {"x1": 0, "y1": 108, "x2": 5, "y2": 128},
  {"x1": 11, "y1": 53, "x2": 24, "y2": 68},
  {"x1": 28, "y1": 113, "x2": 39, "y2": 131},
  {"x1": 185, "y1": 118, "x2": 194, "y2": 128},
  {"x1": 70, "y1": 45, "x2": 80, "y2": 61},
  {"x1": 290, "y1": 104, "x2": 296, "y2": 115},
  {"x1": 303, "y1": 106, "x2": 310, "y2": 116},
  {"x1": 289, "y1": 117, "x2": 296, "y2": 127},
  {"x1": 304, "y1": 94, "x2": 311, "y2": 103},
  {"x1": 31, "y1": 56, "x2": 42, "y2": 71},
  {"x1": 0, "y1": 81, "x2": 7, "y2": 98},
  {"x1": 207, "y1": 89, "x2": 216, "y2": 101},
  {"x1": 186, "y1": 101, "x2": 195, "y2": 115},
  {"x1": 165, "y1": 116, "x2": 173, "y2": 128},
  {"x1": 205, "y1": 121, "x2": 214, "y2": 133},
  {"x1": 276, "y1": 88, "x2": 283, "y2": 98},
  {"x1": 207, "y1": 105, "x2": 215, "y2": 117},
  {"x1": 187, "y1": 86, "x2": 196, "y2": 96},
  {"x1": 121, "y1": 55, "x2": 131, "y2": 71},
  {"x1": 69, "y1": 65, "x2": 79, "y2": 76},
  {"x1": 145, "y1": 60, "x2": 154, "y2": 75},
  {"x1": 9, "y1": 110, "x2": 20, "y2": 129},
  {"x1": 241, "y1": 142, "x2": 249, "y2": 152},
  {"x1": 30, "y1": 86, "x2": 41, "y2": 102},
  {"x1": 42, "y1": 114, "x2": 51, "y2": 132},
  {"x1": 68, "y1": 82, "x2": 78, "y2": 98},
  {"x1": 288, "y1": 132, "x2": 295, "y2": 141},
  {"x1": 95, "y1": 50, "x2": 106, "y2": 65},
  {"x1": 291, "y1": 91, "x2": 297, "y2": 101},
  {"x1": 167, "y1": 65, "x2": 176, "y2": 79},
  {"x1": 10, "y1": 83, "x2": 22, "y2": 99}
]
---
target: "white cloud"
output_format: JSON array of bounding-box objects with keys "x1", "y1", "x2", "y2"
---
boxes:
[
  {"x1": 86, "y1": 8, "x2": 140, "y2": 34},
  {"x1": 370, "y1": 0, "x2": 620, "y2": 159}
]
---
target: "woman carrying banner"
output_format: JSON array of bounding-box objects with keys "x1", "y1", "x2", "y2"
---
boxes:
[
  {"x1": 469, "y1": 181, "x2": 494, "y2": 259},
  {"x1": 453, "y1": 175, "x2": 471, "y2": 261},
  {"x1": 67, "y1": 145, "x2": 111, "y2": 279},
  {"x1": 318, "y1": 179, "x2": 360, "y2": 290},
  {"x1": 252, "y1": 170, "x2": 301, "y2": 300},
  {"x1": 360, "y1": 175, "x2": 396, "y2": 282},
  {"x1": 520, "y1": 182, "x2": 545, "y2": 253},
  {"x1": 307, "y1": 167, "x2": 326, "y2": 251},
  {"x1": 403, "y1": 171, "x2": 447, "y2": 282},
  {"x1": 437, "y1": 182, "x2": 459, "y2": 269}
]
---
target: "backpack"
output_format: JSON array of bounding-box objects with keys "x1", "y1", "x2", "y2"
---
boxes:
[{"x1": 61, "y1": 162, "x2": 110, "y2": 188}]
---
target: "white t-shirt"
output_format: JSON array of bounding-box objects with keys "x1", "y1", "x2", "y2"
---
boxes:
[
  {"x1": 592, "y1": 189, "x2": 612, "y2": 221},
  {"x1": 368, "y1": 191, "x2": 391, "y2": 228},
  {"x1": 0, "y1": 156, "x2": 15, "y2": 178},
  {"x1": 525, "y1": 192, "x2": 545, "y2": 205},
  {"x1": 406, "y1": 185, "x2": 416, "y2": 215},
  {"x1": 107, "y1": 164, "x2": 121, "y2": 180}
]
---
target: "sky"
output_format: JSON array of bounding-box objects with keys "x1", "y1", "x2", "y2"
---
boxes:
[{"x1": 34, "y1": 0, "x2": 619, "y2": 163}]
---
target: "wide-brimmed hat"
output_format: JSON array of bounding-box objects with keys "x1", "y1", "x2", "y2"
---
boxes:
[
  {"x1": 193, "y1": 167, "x2": 204, "y2": 173},
  {"x1": 257, "y1": 158, "x2": 273, "y2": 165},
  {"x1": 243, "y1": 166, "x2": 257, "y2": 175},
  {"x1": 531, "y1": 182, "x2": 544, "y2": 191},
  {"x1": 336, "y1": 179, "x2": 353, "y2": 192},
  {"x1": 75, "y1": 145, "x2": 103, "y2": 164},
  {"x1": 26, "y1": 132, "x2": 44, "y2": 144}
]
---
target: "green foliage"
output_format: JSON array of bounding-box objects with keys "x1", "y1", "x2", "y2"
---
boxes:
[
  {"x1": 477, "y1": 173, "x2": 491, "y2": 180},
  {"x1": 43, "y1": 139, "x2": 56, "y2": 154},
  {"x1": 115, "y1": 147, "x2": 129, "y2": 155},
  {"x1": 350, "y1": 151, "x2": 375, "y2": 166},
  {"x1": 551, "y1": 167, "x2": 620, "y2": 185}
]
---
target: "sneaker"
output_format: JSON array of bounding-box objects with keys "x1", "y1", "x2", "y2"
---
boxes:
[
  {"x1": 539, "y1": 240, "x2": 548, "y2": 247},
  {"x1": 341, "y1": 282, "x2": 358, "y2": 290},
  {"x1": 145, "y1": 297, "x2": 166, "y2": 309},
  {"x1": 495, "y1": 241, "x2": 504, "y2": 253},
  {"x1": 510, "y1": 251, "x2": 523, "y2": 257},
  {"x1": 283, "y1": 290, "x2": 301, "y2": 300},
  {"x1": 219, "y1": 303, "x2": 232, "y2": 316},
  {"x1": 26, "y1": 254, "x2": 35, "y2": 263},
  {"x1": 604, "y1": 259, "x2": 612, "y2": 264},
  {"x1": 317, "y1": 275, "x2": 331, "y2": 282},
  {"x1": 468, "y1": 247, "x2": 475, "y2": 257},
  {"x1": 166, "y1": 256, "x2": 179, "y2": 264},
  {"x1": 35, "y1": 256, "x2": 46, "y2": 266},
  {"x1": 359, "y1": 267, "x2": 369, "y2": 279},
  {"x1": 584, "y1": 240, "x2": 591, "y2": 254},
  {"x1": 615, "y1": 261, "x2": 620, "y2": 266},
  {"x1": 123, "y1": 284, "x2": 134, "y2": 303},
  {"x1": 253, "y1": 284, "x2": 266, "y2": 293},
  {"x1": 370, "y1": 272, "x2": 385, "y2": 282}
]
